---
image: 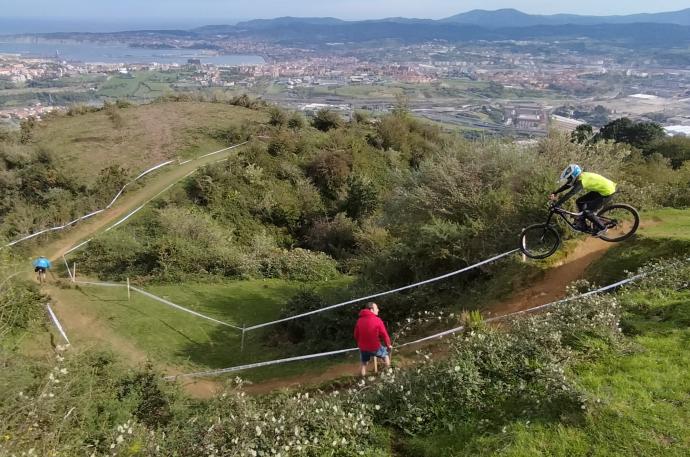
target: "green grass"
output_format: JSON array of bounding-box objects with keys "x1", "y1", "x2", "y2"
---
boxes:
[
  {"x1": 96, "y1": 71, "x2": 185, "y2": 99},
  {"x1": 53, "y1": 277, "x2": 353, "y2": 380},
  {"x1": 640, "y1": 208, "x2": 690, "y2": 240},
  {"x1": 402, "y1": 286, "x2": 690, "y2": 456},
  {"x1": 586, "y1": 208, "x2": 690, "y2": 284}
]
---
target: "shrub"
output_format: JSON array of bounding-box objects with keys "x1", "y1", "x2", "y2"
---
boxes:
[
  {"x1": 344, "y1": 174, "x2": 379, "y2": 221},
  {"x1": 304, "y1": 213, "x2": 358, "y2": 260},
  {"x1": 287, "y1": 112, "x2": 305, "y2": 130},
  {"x1": 368, "y1": 291, "x2": 621, "y2": 435},
  {"x1": 312, "y1": 109, "x2": 344, "y2": 132},
  {"x1": 306, "y1": 150, "x2": 353, "y2": 198},
  {"x1": 261, "y1": 247, "x2": 340, "y2": 282},
  {"x1": 268, "y1": 106, "x2": 288, "y2": 127},
  {"x1": 0, "y1": 279, "x2": 44, "y2": 338}
]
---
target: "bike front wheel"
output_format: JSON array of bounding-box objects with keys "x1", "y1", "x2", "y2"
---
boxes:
[
  {"x1": 597, "y1": 204, "x2": 640, "y2": 242},
  {"x1": 519, "y1": 224, "x2": 561, "y2": 259}
]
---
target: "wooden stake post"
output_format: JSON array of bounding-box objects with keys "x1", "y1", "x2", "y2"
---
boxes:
[{"x1": 127, "y1": 277, "x2": 131, "y2": 300}]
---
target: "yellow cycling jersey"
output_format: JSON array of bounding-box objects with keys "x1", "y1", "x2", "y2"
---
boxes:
[{"x1": 580, "y1": 172, "x2": 616, "y2": 196}]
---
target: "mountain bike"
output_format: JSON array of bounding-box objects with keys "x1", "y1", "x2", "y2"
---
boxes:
[
  {"x1": 519, "y1": 203, "x2": 640, "y2": 259},
  {"x1": 35, "y1": 267, "x2": 47, "y2": 284}
]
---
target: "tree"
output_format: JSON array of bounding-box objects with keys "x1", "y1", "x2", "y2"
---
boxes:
[
  {"x1": 596, "y1": 117, "x2": 665, "y2": 152},
  {"x1": 268, "y1": 106, "x2": 288, "y2": 127},
  {"x1": 19, "y1": 116, "x2": 36, "y2": 144},
  {"x1": 650, "y1": 136, "x2": 690, "y2": 169},
  {"x1": 287, "y1": 113, "x2": 305, "y2": 130},
  {"x1": 306, "y1": 150, "x2": 353, "y2": 198},
  {"x1": 344, "y1": 175, "x2": 379, "y2": 221},
  {"x1": 571, "y1": 124, "x2": 594, "y2": 144},
  {"x1": 92, "y1": 165, "x2": 129, "y2": 206},
  {"x1": 312, "y1": 109, "x2": 343, "y2": 132}
]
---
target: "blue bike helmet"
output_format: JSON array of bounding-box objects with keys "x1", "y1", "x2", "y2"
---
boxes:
[{"x1": 559, "y1": 164, "x2": 582, "y2": 184}]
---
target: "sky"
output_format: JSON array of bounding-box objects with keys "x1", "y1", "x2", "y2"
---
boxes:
[{"x1": 1, "y1": 0, "x2": 689, "y2": 27}]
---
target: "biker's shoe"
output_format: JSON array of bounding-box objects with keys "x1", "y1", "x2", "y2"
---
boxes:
[{"x1": 593, "y1": 227, "x2": 608, "y2": 237}]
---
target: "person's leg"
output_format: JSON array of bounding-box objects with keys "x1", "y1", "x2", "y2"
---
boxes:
[
  {"x1": 576, "y1": 192, "x2": 605, "y2": 231},
  {"x1": 581, "y1": 193, "x2": 607, "y2": 231},
  {"x1": 359, "y1": 351, "x2": 371, "y2": 376}
]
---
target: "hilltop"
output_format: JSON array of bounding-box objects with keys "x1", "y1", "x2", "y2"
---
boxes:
[{"x1": 440, "y1": 7, "x2": 690, "y2": 27}]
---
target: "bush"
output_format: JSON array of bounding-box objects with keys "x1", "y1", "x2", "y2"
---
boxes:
[
  {"x1": 312, "y1": 109, "x2": 344, "y2": 132},
  {"x1": 0, "y1": 279, "x2": 44, "y2": 338},
  {"x1": 368, "y1": 291, "x2": 621, "y2": 435},
  {"x1": 344, "y1": 174, "x2": 379, "y2": 221},
  {"x1": 261, "y1": 247, "x2": 340, "y2": 281},
  {"x1": 304, "y1": 213, "x2": 358, "y2": 260},
  {"x1": 306, "y1": 151, "x2": 353, "y2": 199},
  {"x1": 268, "y1": 106, "x2": 288, "y2": 127},
  {"x1": 287, "y1": 112, "x2": 305, "y2": 130}
]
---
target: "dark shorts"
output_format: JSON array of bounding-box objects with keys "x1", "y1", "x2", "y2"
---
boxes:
[
  {"x1": 34, "y1": 267, "x2": 46, "y2": 273},
  {"x1": 360, "y1": 345, "x2": 389, "y2": 364},
  {"x1": 576, "y1": 192, "x2": 614, "y2": 213}
]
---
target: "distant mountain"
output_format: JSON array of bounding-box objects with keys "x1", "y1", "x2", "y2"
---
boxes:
[
  {"x1": 236, "y1": 16, "x2": 346, "y2": 29},
  {"x1": 441, "y1": 8, "x2": 690, "y2": 27}
]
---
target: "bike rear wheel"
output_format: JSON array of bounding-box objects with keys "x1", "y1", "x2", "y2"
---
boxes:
[
  {"x1": 597, "y1": 204, "x2": 640, "y2": 242},
  {"x1": 519, "y1": 224, "x2": 561, "y2": 259}
]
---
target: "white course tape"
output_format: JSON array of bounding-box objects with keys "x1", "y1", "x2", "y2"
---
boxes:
[
  {"x1": 76, "y1": 280, "x2": 125, "y2": 288},
  {"x1": 4, "y1": 141, "x2": 247, "y2": 248},
  {"x1": 244, "y1": 249, "x2": 520, "y2": 332},
  {"x1": 164, "y1": 347, "x2": 359, "y2": 380},
  {"x1": 169, "y1": 266, "x2": 659, "y2": 380},
  {"x1": 74, "y1": 280, "x2": 242, "y2": 329},
  {"x1": 105, "y1": 160, "x2": 175, "y2": 209},
  {"x1": 198, "y1": 141, "x2": 249, "y2": 159},
  {"x1": 105, "y1": 203, "x2": 146, "y2": 232},
  {"x1": 129, "y1": 286, "x2": 243, "y2": 330},
  {"x1": 63, "y1": 256, "x2": 73, "y2": 280},
  {"x1": 46, "y1": 303, "x2": 70, "y2": 345},
  {"x1": 63, "y1": 238, "x2": 93, "y2": 256},
  {"x1": 135, "y1": 160, "x2": 175, "y2": 181}
]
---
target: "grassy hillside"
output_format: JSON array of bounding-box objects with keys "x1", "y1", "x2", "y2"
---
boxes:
[
  {"x1": 403, "y1": 211, "x2": 690, "y2": 456},
  {"x1": 48, "y1": 277, "x2": 352, "y2": 380},
  {"x1": 31, "y1": 101, "x2": 266, "y2": 184},
  {"x1": 404, "y1": 276, "x2": 690, "y2": 456},
  {"x1": 586, "y1": 208, "x2": 690, "y2": 285}
]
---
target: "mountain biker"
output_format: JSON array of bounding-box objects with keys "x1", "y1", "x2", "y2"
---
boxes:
[
  {"x1": 32, "y1": 256, "x2": 52, "y2": 283},
  {"x1": 549, "y1": 164, "x2": 616, "y2": 236}
]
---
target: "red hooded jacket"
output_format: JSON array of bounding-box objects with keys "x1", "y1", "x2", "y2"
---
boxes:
[{"x1": 354, "y1": 309, "x2": 391, "y2": 352}]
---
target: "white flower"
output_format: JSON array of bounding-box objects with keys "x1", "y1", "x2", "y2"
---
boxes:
[
  {"x1": 374, "y1": 405, "x2": 381, "y2": 411},
  {"x1": 255, "y1": 426, "x2": 262, "y2": 436}
]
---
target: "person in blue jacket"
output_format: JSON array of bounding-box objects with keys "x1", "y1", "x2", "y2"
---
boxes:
[{"x1": 33, "y1": 257, "x2": 51, "y2": 283}]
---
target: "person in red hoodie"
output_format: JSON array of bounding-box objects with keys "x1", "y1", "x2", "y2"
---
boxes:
[{"x1": 354, "y1": 302, "x2": 392, "y2": 376}]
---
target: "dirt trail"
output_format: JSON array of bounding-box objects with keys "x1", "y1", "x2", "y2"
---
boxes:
[
  {"x1": 483, "y1": 237, "x2": 612, "y2": 318},
  {"x1": 36, "y1": 144, "x2": 243, "y2": 261},
  {"x1": 211, "y1": 238, "x2": 616, "y2": 396}
]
